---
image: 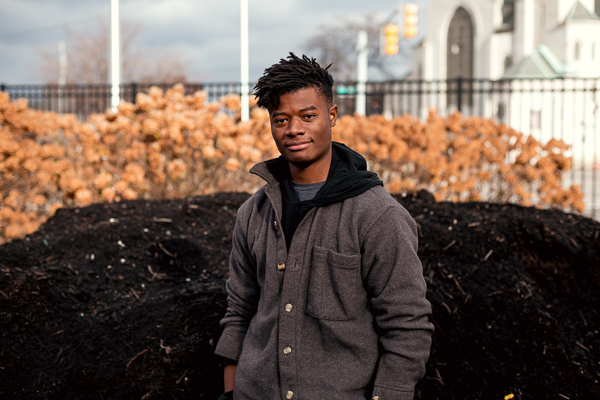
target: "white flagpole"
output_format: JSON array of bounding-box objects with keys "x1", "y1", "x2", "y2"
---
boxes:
[
  {"x1": 58, "y1": 40, "x2": 67, "y2": 113},
  {"x1": 240, "y1": 0, "x2": 250, "y2": 122},
  {"x1": 110, "y1": 0, "x2": 121, "y2": 110},
  {"x1": 355, "y1": 30, "x2": 368, "y2": 116}
]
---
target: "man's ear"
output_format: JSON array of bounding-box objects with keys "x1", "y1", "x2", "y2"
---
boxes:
[{"x1": 329, "y1": 104, "x2": 338, "y2": 127}]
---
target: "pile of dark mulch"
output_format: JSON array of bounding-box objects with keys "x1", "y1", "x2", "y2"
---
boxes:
[{"x1": 1, "y1": 191, "x2": 599, "y2": 400}]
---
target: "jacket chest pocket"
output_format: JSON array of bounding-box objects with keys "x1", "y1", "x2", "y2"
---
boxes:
[{"x1": 306, "y1": 245, "x2": 363, "y2": 321}]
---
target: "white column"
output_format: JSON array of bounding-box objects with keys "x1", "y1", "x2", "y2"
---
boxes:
[
  {"x1": 522, "y1": 0, "x2": 535, "y2": 55},
  {"x1": 514, "y1": 0, "x2": 535, "y2": 64}
]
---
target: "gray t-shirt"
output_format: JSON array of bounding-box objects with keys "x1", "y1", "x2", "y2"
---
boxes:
[{"x1": 292, "y1": 180, "x2": 325, "y2": 202}]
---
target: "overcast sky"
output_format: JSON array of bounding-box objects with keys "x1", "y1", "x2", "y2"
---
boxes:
[{"x1": 0, "y1": 0, "x2": 424, "y2": 85}]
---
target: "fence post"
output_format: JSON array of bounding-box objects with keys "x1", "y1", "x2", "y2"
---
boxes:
[
  {"x1": 592, "y1": 81, "x2": 598, "y2": 219},
  {"x1": 456, "y1": 76, "x2": 463, "y2": 112},
  {"x1": 0, "y1": 83, "x2": 5, "y2": 93},
  {"x1": 130, "y1": 82, "x2": 137, "y2": 104}
]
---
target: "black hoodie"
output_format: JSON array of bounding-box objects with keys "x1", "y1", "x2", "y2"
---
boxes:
[{"x1": 278, "y1": 142, "x2": 383, "y2": 249}]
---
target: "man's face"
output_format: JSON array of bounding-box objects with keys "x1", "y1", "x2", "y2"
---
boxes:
[{"x1": 269, "y1": 86, "x2": 338, "y2": 184}]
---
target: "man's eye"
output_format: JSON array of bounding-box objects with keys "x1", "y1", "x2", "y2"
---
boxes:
[{"x1": 304, "y1": 114, "x2": 315, "y2": 119}]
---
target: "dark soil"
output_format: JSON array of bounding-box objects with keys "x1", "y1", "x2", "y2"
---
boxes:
[{"x1": 1, "y1": 191, "x2": 599, "y2": 400}]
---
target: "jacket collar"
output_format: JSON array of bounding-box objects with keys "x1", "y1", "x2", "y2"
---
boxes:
[{"x1": 249, "y1": 157, "x2": 284, "y2": 188}]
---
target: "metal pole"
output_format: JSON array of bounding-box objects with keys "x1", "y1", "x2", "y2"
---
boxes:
[
  {"x1": 355, "y1": 30, "x2": 368, "y2": 116},
  {"x1": 457, "y1": 76, "x2": 463, "y2": 112},
  {"x1": 110, "y1": 0, "x2": 121, "y2": 110},
  {"x1": 58, "y1": 40, "x2": 68, "y2": 113},
  {"x1": 240, "y1": 0, "x2": 250, "y2": 122}
]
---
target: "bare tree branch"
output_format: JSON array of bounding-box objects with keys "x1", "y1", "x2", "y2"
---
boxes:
[
  {"x1": 302, "y1": 14, "x2": 410, "y2": 82},
  {"x1": 37, "y1": 18, "x2": 187, "y2": 84}
]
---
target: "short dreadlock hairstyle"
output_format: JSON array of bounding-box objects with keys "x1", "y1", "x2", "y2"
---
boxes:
[{"x1": 254, "y1": 53, "x2": 334, "y2": 113}]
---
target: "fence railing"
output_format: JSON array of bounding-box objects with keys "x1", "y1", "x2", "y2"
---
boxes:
[
  {"x1": 2, "y1": 78, "x2": 599, "y2": 218},
  {"x1": 0, "y1": 82, "x2": 241, "y2": 120}
]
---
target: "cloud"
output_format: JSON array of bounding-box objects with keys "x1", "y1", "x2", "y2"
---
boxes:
[{"x1": 1, "y1": 0, "x2": 405, "y2": 84}]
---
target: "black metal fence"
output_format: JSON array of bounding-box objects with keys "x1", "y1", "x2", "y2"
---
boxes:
[
  {"x1": 2, "y1": 78, "x2": 599, "y2": 218},
  {"x1": 0, "y1": 82, "x2": 241, "y2": 120}
]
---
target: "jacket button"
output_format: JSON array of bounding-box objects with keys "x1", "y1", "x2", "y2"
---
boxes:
[
  {"x1": 283, "y1": 346, "x2": 292, "y2": 355},
  {"x1": 372, "y1": 396, "x2": 380, "y2": 400},
  {"x1": 285, "y1": 303, "x2": 293, "y2": 312},
  {"x1": 277, "y1": 263, "x2": 286, "y2": 271},
  {"x1": 286, "y1": 391, "x2": 294, "y2": 399}
]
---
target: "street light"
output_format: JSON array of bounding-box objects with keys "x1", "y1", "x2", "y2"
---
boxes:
[
  {"x1": 383, "y1": 23, "x2": 400, "y2": 56},
  {"x1": 404, "y1": 3, "x2": 419, "y2": 39}
]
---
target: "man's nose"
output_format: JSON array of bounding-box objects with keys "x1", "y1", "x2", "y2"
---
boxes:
[{"x1": 286, "y1": 116, "x2": 304, "y2": 135}]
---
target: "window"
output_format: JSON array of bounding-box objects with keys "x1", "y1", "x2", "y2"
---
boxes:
[
  {"x1": 497, "y1": 102, "x2": 506, "y2": 120},
  {"x1": 530, "y1": 111, "x2": 541, "y2": 130},
  {"x1": 502, "y1": 0, "x2": 515, "y2": 24},
  {"x1": 504, "y1": 55, "x2": 513, "y2": 72}
]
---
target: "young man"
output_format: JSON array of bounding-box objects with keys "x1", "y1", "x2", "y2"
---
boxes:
[{"x1": 215, "y1": 53, "x2": 433, "y2": 400}]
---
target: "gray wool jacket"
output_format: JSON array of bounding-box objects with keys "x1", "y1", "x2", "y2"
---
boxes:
[{"x1": 215, "y1": 157, "x2": 433, "y2": 400}]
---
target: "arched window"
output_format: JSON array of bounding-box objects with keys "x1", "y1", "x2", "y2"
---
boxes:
[{"x1": 446, "y1": 7, "x2": 474, "y2": 110}]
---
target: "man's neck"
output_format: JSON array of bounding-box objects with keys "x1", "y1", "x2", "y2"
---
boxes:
[{"x1": 287, "y1": 154, "x2": 332, "y2": 184}]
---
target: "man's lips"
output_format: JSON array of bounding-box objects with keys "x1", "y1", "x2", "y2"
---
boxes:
[{"x1": 285, "y1": 141, "x2": 311, "y2": 151}]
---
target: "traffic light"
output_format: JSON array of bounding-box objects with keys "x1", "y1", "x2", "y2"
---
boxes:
[
  {"x1": 404, "y1": 3, "x2": 419, "y2": 39},
  {"x1": 383, "y1": 23, "x2": 399, "y2": 56}
]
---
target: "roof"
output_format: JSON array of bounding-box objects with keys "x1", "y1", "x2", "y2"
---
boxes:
[
  {"x1": 563, "y1": 1, "x2": 600, "y2": 23},
  {"x1": 503, "y1": 45, "x2": 575, "y2": 78}
]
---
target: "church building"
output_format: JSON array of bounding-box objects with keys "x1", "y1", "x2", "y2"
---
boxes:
[
  {"x1": 410, "y1": 0, "x2": 600, "y2": 80},
  {"x1": 398, "y1": 1, "x2": 600, "y2": 215}
]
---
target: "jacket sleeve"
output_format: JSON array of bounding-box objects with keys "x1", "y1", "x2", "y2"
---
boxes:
[
  {"x1": 214, "y1": 201, "x2": 260, "y2": 362},
  {"x1": 361, "y1": 203, "x2": 433, "y2": 400}
]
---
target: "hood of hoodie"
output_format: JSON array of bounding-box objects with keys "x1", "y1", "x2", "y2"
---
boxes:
[{"x1": 251, "y1": 141, "x2": 383, "y2": 249}]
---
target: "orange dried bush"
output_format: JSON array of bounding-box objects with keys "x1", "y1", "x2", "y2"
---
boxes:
[
  {"x1": 333, "y1": 109, "x2": 583, "y2": 211},
  {"x1": 0, "y1": 86, "x2": 583, "y2": 244},
  {"x1": 1, "y1": 93, "x2": 82, "y2": 242}
]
